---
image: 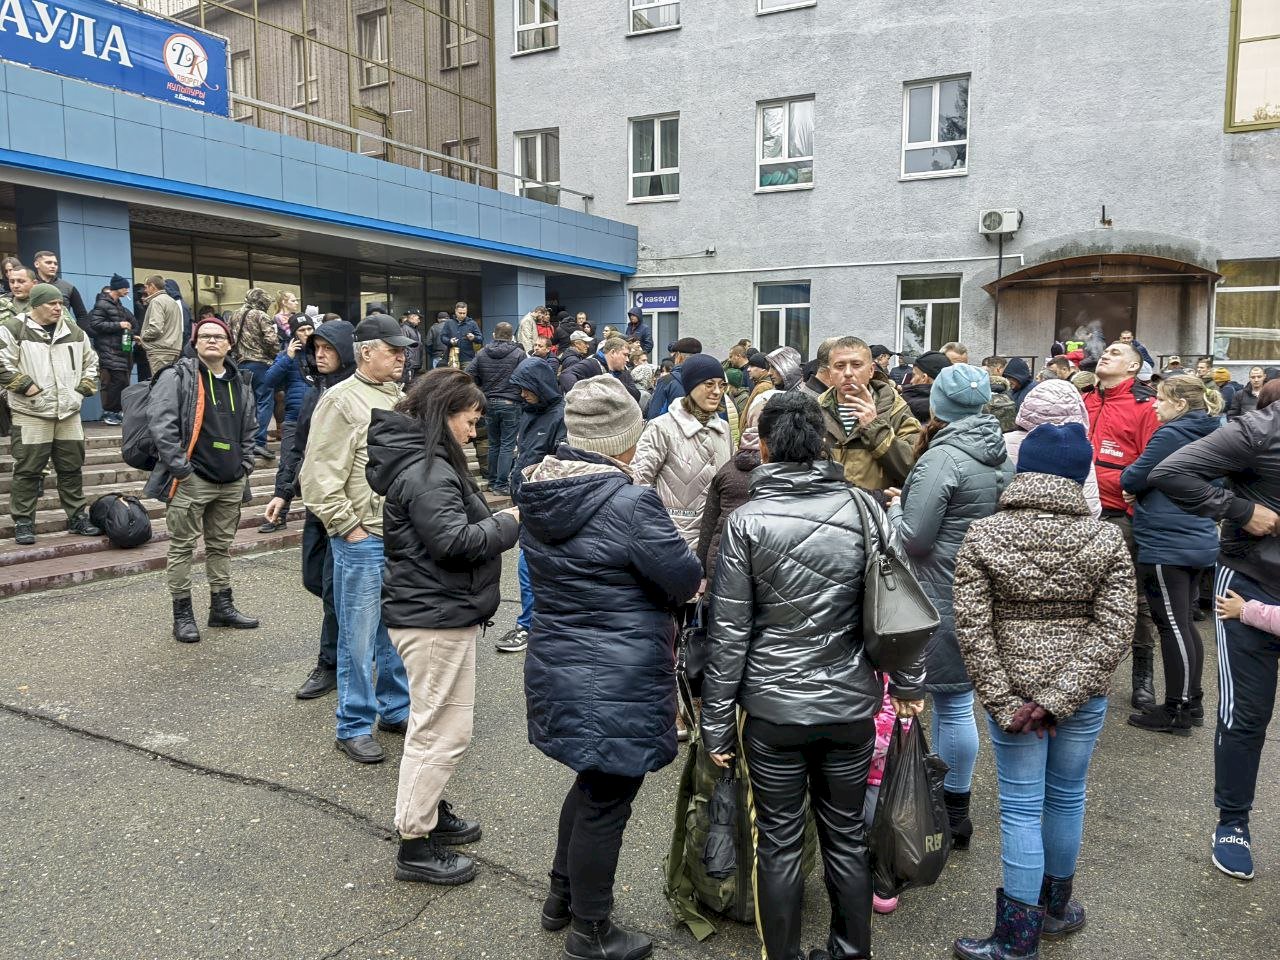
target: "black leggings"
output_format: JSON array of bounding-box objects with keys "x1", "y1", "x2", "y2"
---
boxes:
[
  {"x1": 551, "y1": 770, "x2": 645, "y2": 923},
  {"x1": 742, "y1": 716, "x2": 875, "y2": 960},
  {"x1": 1139, "y1": 563, "x2": 1206, "y2": 704}
]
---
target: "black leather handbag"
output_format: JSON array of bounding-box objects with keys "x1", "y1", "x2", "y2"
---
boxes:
[
  {"x1": 849, "y1": 488, "x2": 939, "y2": 672},
  {"x1": 677, "y1": 600, "x2": 709, "y2": 698}
]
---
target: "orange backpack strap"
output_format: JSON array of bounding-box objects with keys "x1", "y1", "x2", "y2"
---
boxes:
[{"x1": 168, "y1": 368, "x2": 208, "y2": 499}]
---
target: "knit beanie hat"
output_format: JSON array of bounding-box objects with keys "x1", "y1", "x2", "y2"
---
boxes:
[
  {"x1": 109, "y1": 273, "x2": 130, "y2": 292},
  {"x1": 746, "y1": 351, "x2": 770, "y2": 371},
  {"x1": 27, "y1": 283, "x2": 64, "y2": 310},
  {"x1": 913, "y1": 350, "x2": 952, "y2": 381},
  {"x1": 290, "y1": 314, "x2": 315, "y2": 336},
  {"x1": 725, "y1": 367, "x2": 744, "y2": 389},
  {"x1": 1017, "y1": 422, "x2": 1092, "y2": 485},
  {"x1": 1213, "y1": 368, "x2": 1232, "y2": 385},
  {"x1": 564, "y1": 375, "x2": 645, "y2": 457},
  {"x1": 192, "y1": 316, "x2": 233, "y2": 347},
  {"x1": 679, "y1": 353, "x2": 726, "y2": 393},
  {"x1": 931, "y1": 363, "x2": 992, "y2": 423}
]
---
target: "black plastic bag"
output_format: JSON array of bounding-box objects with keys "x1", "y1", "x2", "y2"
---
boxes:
[
  {"x1": 701, "y1": 775, "x2": 737, "y2": 880},
  {"x1": 869, "y1": 719, "x2": 951, "y2": 896}
]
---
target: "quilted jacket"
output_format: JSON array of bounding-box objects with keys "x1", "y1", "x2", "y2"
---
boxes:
[
  {"x1": 953, "y1": 472, "x2": 1136, "y2": 729},
  {"x1": 700, "y1": 460, "x2": 925, "y2": 756},
  {"x1": 889, "y1": 414, "x2": 1013, "y2": 693},
  {"x1": 632, "y1": 399, "x2": 733, "y2": 547}
]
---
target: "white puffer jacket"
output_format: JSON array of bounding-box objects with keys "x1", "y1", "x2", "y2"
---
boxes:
[{"x1": 632, "y1": 400, "x2": 732, "y2": 547}]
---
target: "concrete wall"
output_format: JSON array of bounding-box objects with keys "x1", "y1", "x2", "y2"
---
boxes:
[{"x1": 495, "y1": 0, "x2": 1280, "y2": 359}]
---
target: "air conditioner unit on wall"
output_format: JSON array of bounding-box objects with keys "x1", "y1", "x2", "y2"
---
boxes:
[{"x1": 978, "y1": 208, "x2": 1023, "y2": 235}]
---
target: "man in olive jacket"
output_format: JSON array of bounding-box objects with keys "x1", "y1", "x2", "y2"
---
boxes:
[{"x1": 818, "y1": 336, "x2": 921, "y2": 492}]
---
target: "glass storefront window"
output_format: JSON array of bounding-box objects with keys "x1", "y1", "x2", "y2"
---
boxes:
[
  {"x1": 252, "y1": 250, "x2": 302, "y2": 316},
  {"x1": 359, "y1": 269, "x2": 392, "y2": 318},
  {"x1": 390, "y1": 274, "x2": 427, "y2": 318},
  {"x1": 193, "y1": 242, "x2": 251, "y2": 318}
]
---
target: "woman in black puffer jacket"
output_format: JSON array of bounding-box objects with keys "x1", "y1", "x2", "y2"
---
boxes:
[
  {"x1": 366, "y1": 367, "x2": 520, "y2": 888},
  {"x1": 696, "y1": 427, "x2": 761, "y2": 582},
  {"x1": 701, "y1": 391, "x2": 926, "y2": 960}
]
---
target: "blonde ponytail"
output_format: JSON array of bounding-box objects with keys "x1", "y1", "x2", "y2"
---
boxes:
[{"x1": 1158, "y1": 374, "x2": 1222, "y2": 418}]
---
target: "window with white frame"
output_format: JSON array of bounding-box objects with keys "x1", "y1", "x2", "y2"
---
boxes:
[
  {"x1": 897, "y1": 276, "x2": 961, "y2": 356},
  {"x1": 630, "y1": 114, "x2": 679, "y2": 200},
  {"x1": 516, "y1": 0, "x2": 558, "y2": 53},
  {"x1": 757, "y1": 97, "x2": 814, "y2": 190},
  {"x1": 901, "y1": 75, "x2": 969, "y2": 178},
  {"x1": 1214, "y1": 259, "x2": 1280, "y2": 362},
  {"x1": 229, "y1": 51, "x2": 253, "y2": 120},
  {"x1": 357, "y1": 12, "x2": 389, "y2": 87},
  {"x1": 756, "y1": 282, "x2": 811, "y2": 359},
  {"x1": 758, "y1": 0, "x2": 817, "y2": 12},
  {"x1": 444, "y1": 0, "x2": 479, "y2": 68},
  {"x1": 631, "y1": 0, "x2": 679, "y2": 33},
  {"x1": 516, "y1": 129, "x2": 560, "y2": 204},
  {"x1": 290, "y1": 33, "x2": 318, "y2": 108}
]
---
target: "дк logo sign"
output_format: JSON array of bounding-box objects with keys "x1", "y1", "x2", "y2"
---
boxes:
[{"x1": 163, "y1": 32, "x2": 210, "y2": 89}]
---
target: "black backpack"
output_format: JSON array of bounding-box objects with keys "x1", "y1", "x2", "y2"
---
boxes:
[
  {"x1": 89, "y1": 494, "x2": 152, "y2": 549},
  {"x1": 120, "y1": 380, "x2": 157, "y2": 470}
]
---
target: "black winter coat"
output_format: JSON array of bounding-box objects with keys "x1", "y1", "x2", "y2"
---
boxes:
[
  {"x1": 86, "y1": 291, "x2": 138, "y2": 371},
  {"x1": 902, "y1": 382, "x2": 933, "y2": 423},
  {"x1": 700, "y1": 461, "x2": 925, "y2": 755},
  {"x1": 509, "y1": 357, "x2": 566, "y2": 502},
  {"x1": 367, "y1": 411, "x2": 519, "y2": 629},
  {"x1": 520, "y1": 445, "x2": 702, "y2": 777},
  {"x1": 466, "y1": 339, "x2": 526, "y2": 401},
  {"x1": 696, "y1": 445, "x2": 760, "y2": 581}
]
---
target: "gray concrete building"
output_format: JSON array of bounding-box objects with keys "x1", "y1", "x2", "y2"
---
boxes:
[{"x1": 495, "y1": 0, "x2": 1280, "y2": 371}]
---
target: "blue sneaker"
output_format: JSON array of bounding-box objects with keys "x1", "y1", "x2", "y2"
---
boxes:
[{"x1": 1212, "y1": 823, "x2": 1255, "y2": 880}]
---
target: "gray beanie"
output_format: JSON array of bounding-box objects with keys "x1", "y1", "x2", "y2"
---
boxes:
[{"x1": 564, "y1": 375, "x2": 645, "y2": 457}]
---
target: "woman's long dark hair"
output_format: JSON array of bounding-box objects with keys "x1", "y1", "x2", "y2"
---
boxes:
[
  {"x1": 914, "y1": 417, "x2": 947, "y2": 459},
  {"x1": 396, "y1": 367, "x2": 486, "y2": 492},
  {"x1": 757, "y1": 391, "x2": 829, "y2": 465}
]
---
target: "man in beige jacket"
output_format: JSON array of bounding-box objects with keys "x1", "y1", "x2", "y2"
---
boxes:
[
  {"x1": 139, "y1": 274, "x2": 184, "y2": 373},
  {"x1": 301, "y1": 314, "x2": 413, "y2": 765}
]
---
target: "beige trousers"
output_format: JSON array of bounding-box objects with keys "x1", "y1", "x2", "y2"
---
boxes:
[{"x1": 389, "y1": 624, "x2": 479, "y2": 838}]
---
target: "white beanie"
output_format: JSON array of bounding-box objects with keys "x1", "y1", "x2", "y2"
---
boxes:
[{"x1": 564, "y1": 376, "x2": 644, "y2": 457}]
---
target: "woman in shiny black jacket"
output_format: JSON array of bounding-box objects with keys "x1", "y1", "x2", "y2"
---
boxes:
[{"x1": 701, "y1": 391, "x2": 925, "y2": 960}]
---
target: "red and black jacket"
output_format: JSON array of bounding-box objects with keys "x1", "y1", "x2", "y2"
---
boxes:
[{"x1": 1084, "y1": 377, "x2": 1159, "y2": 513}]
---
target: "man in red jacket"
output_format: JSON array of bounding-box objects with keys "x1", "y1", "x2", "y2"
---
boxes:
[{"x1": 1085, "y1": 341, "x2": 1161, "y2": 709}]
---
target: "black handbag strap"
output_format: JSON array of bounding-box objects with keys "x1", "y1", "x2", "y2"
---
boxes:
[{"x1": 847, "y1": 486, "x2": 886, "y2": 586}]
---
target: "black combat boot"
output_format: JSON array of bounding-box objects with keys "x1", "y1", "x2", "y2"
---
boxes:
[
  {"x1": 172, "y1": 597, "x2": 201, "y2": 643},
  {"x1": 563, "y1": 916, "x2": 652, "y2": 960},
  {"x1": 395, "y1": 836, "x2": 475, "y2": 885},
  {"x1": 208, "y1": 588, "x2": 259, "y2": 628},
  {"x1": 1130, "y1": 648, "x2": 1156, "y2": 711},
  {"x1": 541, "y1": 872, "x2": 572, "y2": 931}
]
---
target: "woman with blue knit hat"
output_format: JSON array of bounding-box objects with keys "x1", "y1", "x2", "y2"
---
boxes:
[
  {"x1": 888, "y1": 362, "x2": 1013, "y2": 851},
  {"x1": 950, "y1": 422, "x2": 1136, "y2": 960}
]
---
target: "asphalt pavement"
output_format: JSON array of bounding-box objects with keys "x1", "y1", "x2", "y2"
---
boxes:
[{"x1": 1, "y1": 548, "x2": 1277, "y2": 959}]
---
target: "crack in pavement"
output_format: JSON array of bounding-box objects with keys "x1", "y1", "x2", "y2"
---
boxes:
[{"x1": 0, "y1": 701, "x2": 716, "y2": 959}]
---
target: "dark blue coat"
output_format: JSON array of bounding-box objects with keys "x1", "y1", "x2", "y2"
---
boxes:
[
  {"x1": 645, "y1": 370, "x2": 686, "y2": 420},
  {"x1": 1003, "y1": 357, "x2": 1034, "y2": 409},
  {"x1": 261, "y1": 348, "x2": 308, "y2": 422},
  {"x1": 441, "y1": 317, "x2": 483, "y2": 364},
  {"x1": 509, "y1": 357, "x2": 566, "y2": 502},
  {"x1": 520, "y1": 445, "x2": 702, "y2": 777},
  {"x1": 1122, "y1": 411, "x2": 1221, "y2": 568}
]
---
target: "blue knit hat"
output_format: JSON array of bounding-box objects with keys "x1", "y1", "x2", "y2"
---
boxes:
[
  {"x1": 679, "y1": 353, "x2": 726, "y2": 394},
  {"x1": 1017, "y1": 422, "x2": 1092, "y2": 485},
  {"x1": 931, "y1": 363, "x2": 992, "y2": 423}
]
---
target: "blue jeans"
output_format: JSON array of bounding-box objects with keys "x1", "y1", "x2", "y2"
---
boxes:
[
  {"x1": 931, "y1": 689, "x2": 979, "y2": 793},
  {"x1": 239, "y1": 360, "x2": 274, "y2": 447},
  {"x1": 486, "y1": 399, "x2": 520, "y2": 492},
  {"x1": 986, "y1": 696, "x2": 1108, "y2": 904},
  {"x1": 517, "y1": 548, "x2": 533, "y2": 630},
  {"x1": 330, "y1": 534, "x2": 410, "y2": 740}
]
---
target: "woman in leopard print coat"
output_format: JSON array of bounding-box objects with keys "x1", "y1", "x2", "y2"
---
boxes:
[{"x1": 951, "y1": 422, "x2": 1136, "y2": 960}]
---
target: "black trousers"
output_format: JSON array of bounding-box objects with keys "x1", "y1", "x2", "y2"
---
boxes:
[
  {"x1": 1139, "y1": 563, "x2": 1206, "y2": 704},
  {"x1": 1213, "y1": 566, "x2": 1280, "y2": 825},
  {"x1": 99, "y1": 364, "x2": 131, "y2": 413},
  {"x1": 742, "y1": 716, "x2": 875, "y2": 960},
  {"x1": 551, "y1": 770, "x2": 645, "y2": 922},
  {"x1": 1101, "y1": 510, "x2": 1158, "y2": 651},
  {"x1": 301, "y1": 510, "x2": 338, "y2": 670}
]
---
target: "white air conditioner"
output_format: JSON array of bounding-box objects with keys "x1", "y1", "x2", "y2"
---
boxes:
[{"x1": 978, "y1": 208, "x2": 1023, "y2": 235}]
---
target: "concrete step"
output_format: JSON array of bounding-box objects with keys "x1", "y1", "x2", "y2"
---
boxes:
[
  {"x1": 0, "y1": 422, "x2": 123, "y2": 456},
  {"x1": 0, "y1": 521, "x2": 303, "y2": 599},
  {"x1": 0, "y1": 444, "x2": 280, "y2": 473}
]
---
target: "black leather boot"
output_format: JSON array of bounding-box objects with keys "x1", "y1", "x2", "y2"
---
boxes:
[
  {"x1": 1130, "y1": 648, "x2": 1156, "y2": 710},
  {"x1": 172, "y1": 597, "x2": 201, "y2": 643},
  {"x1": 541, "y1": 871, "x2": 572, "y2": 931},
  {"x1": 433, "y1": 799, "x2": 482, "y2": 845},
  {"x1": 945, "y1": 789, "x2": 973, "y2": 850},
  {"x1": 395, "y1": 836, "x2": 475, "y2": 885},
  {"x1": 562, "y1": 916, "x2": 652, "y2": 960},
  {"x1": 1039, "y1": 874, "x2": 1086, "y2": 939},
  {"x1": 208, "y1": 588, "x2": 259, "y2": 628}
]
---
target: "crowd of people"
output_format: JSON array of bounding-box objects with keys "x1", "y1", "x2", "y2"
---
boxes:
[{"x1": 3, "y1": 251, "x2": 1280, "y2": 960}]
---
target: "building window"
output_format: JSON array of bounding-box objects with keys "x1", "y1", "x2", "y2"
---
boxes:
[
  {"x1": 757, "y1": 0, "x2": 817, "y2": 12},
  {"x1": 757, "y1": 97, "x2": 814, "y2": 191},
  {"x1": 354, "y1": 108, "x2": 388, "y2": 160},
  {"x1": 630, "y1": 114, "x2": 679, "y2": 201},
  {"x1": 516, "y1": 129, "x2": 560, "y2": 204},
  {"x1": 901, "y1": 75, "x2": 969, "y2": 178},
  {"x1": 229, "y1": 51, "x2": 253, "y2": 120},
  {"x1": 1227, "y1": 0, "x2": 1280, "y2": 131},
  {"x1": 444, "y1": 0, "x2": 479, "y2": 68},
  {"x1": 443, "y1": 138, "x2": 482, "y2": 183},
  {"x1": 516, "y1": 0, "x2": 558, "y2": 53},
  {"x1": 897, "y1": 276, "x2": 961, "y2": 355},
  {"x1": 290, "y1": 33, "x2": 319, "y2": 108},
  {"x1": 756, "y1": 282, "x2": 811, "y2": 359},
  {"x1": 358, "y1": 11, "x2": 389, "y2": 87},
  {"x1": 631, "y1": 0, "x2": 679, "y2": 33},
  {"x1": 1214, "y1": 259, "x2": 1280, "y2": 361}
]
